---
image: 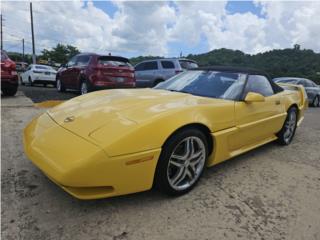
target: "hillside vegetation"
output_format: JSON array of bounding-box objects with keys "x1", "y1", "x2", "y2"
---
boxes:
[{"x1": 130, "y1": 47, "x2": 320, "y2": 84}]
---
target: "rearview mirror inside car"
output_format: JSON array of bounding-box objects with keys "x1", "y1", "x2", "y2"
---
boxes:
[{"x1": 244, "y1": 92, "x2": 265, "y2": 103}]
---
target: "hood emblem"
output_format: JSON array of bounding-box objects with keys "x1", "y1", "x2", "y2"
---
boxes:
[{"x1": 64, "y1": 116, "x2": 75, "y2": 123}]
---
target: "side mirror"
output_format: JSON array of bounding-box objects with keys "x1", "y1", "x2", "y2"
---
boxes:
[{"x1": 244, "y1": 92, "x2": 265, "y2": 103}]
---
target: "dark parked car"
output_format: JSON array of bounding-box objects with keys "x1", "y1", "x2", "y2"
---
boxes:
[
  {"x1": 56, "y1": 53, "x2": 136, "y2": 95},
  {"x1": 1, "y1": 50, "x2": 18, "y2": 96},
  {"x1": 273, "y1": 77, "x2": 320, "y2": 107}
]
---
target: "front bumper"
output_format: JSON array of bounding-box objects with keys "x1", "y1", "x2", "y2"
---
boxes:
[{"x1": 23, "y1": 113, "x2": 160, "y2": 199}]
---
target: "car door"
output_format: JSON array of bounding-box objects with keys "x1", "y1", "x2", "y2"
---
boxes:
[
  {"x1": 60, "y1": 56, "x2": 77, "y2": 88},
  {"x1": 70, "y1": 55, "x2": 90, "y2": 89},
  {"x1": 134, "y1": 62, "x2": 145, "y2": 87},
  {"x1": 135, "y1": 61, "x2": 159, "y2": 87},
  {"x1": 159, "y1": 60, "x2": 176, "y2": 80},
  {"x1": 231, "y1": 75, "x2": 285, "y2": 150}
]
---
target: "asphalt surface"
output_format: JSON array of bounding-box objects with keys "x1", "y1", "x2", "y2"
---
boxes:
[
  {"x1": 19, "y1": 84, "x2": 77, "y2": 103},
  {"x1": 1, "y1": 89, "x2": 320, "y2": 240}
]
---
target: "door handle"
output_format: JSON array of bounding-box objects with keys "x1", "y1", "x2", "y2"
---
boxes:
[{"x1": 275, "y1": 100, "x2": 281, "y2": 105}]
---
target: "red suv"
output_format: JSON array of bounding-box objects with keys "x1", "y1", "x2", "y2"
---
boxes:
[
  {"x1": 1, "y1": 50, "x2": 18, "y2": 96},
  {"x1": 56, "y1": 53, "x2": 136, "y2": 95}
]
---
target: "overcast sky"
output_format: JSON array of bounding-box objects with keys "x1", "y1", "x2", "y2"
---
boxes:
[{"x1": 2, "y1": 1, "x2": 320, "y2": 58}]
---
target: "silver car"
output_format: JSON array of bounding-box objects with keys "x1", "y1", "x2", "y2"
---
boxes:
[
  {"x1": 273, "y1": 77, "x2": 320, "y2": 107},
  {"x1": 135, "y1": 58, "x2": 198, "y2": 87}
]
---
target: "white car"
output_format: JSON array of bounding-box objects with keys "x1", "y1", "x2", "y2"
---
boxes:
[{"x1": 20, "y1": 64, "x2": 57, "y2": 86}]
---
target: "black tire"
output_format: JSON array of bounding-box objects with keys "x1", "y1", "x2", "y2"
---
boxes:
[
  {"x1": 80, "y1": 80, "x2": 91, "y2": 95},
  {"x1": 154, "y1": 128, "x2": 208, "y2": 196},
  {"x1": 153, "y1": 79, "x2": 163, "y2": 87},
  {"x1": 2, "y1": 86, "x2": 18, "y2": 96},
  {"x1": 56, "y1": 78, "x2": 65, "y2": 92},
  {"x1": 312, "y1": 96, "x2": 319, "y2": 107},
  {"x1": 43, "y1": 83, "x2": 47, "y2": 87},
  {"x1": 20, "y1": 78, "x2": 25, "y2": 86},
  {"x1": 28, "y1": 76, "x2": 33, "y2": 86},
  {"x1": 276, "y1": 106, "x2": 298, "y2": 145}
]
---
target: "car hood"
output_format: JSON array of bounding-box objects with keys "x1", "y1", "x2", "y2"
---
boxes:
[{"x1": 47, "y1": 89, "x2": 226, "y2": 141}]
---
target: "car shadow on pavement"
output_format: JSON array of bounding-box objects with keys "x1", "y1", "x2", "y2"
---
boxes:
[{"x1": 41, "y1": 141, "x2": 278, "y2": 209}]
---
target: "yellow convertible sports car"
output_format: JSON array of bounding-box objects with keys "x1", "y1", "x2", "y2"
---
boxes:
[{"x1": 23, "y1": 66, "x2": 307, "y2": 199}]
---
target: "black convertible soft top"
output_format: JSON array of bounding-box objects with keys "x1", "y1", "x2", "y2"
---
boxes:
[
  {"x1": 191, "y1": 65, "x2": 283, "y2": 93},
  {"x1": 192, "y1": 66, "x2": 268, "y2": 76}
]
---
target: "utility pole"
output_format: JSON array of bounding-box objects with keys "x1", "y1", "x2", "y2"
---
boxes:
[
  {"x1": 30, "y1": 2, "x2": 36, "y2": 63},
  {"x1": 22, "y1": 38, "x2": 25, "y2": 61},
  {"x1": 1, "y1": 14, "x2": 3, "y2": 51}
]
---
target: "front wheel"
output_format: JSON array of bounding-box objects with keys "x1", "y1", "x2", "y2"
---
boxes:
[
  {"x1": 276, "y1": 107, "x2": 298, "y2": 145},
  {"x1": 155, "y1": 128, "x2": 208, "y2": 196},
  {"x1": 56, "y1": 78, "x2": 65, "y2": 92}
]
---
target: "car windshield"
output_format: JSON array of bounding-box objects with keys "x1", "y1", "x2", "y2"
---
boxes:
[
  {"x1": 98, "y1": 60, "x2": 132, "y2": 67},
  {"x1": 155, "y1": 70, "x2": 247, "y2": 100},
  {"x1": 98, "y1": 56, "x2": 132, "y2": 67}
]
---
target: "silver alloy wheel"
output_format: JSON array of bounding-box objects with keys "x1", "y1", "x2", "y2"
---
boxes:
[
  {"x1": 167, "y1": 136, "x2": 206, "y2": 191},
  {"x1": 283, "y1": 110, "x2": 297, "y2": 144},
  {"x1": 57, "y1": 79, "x2": 61, "y2": 91},
  {"x1": 81, "y1": 82, "x2": 88, "y2": 95}
]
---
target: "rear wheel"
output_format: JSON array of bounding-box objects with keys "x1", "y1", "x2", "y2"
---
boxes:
[
  {"x1": 2, "y1": 85, "x2": 18, "y2": 96},
  {"x1": 28, "y1": 76, "x2": 33, "y2": 86},
  {"x1": 312, "y1": 96, "x2": 319, "y2": 107},
  {"x1": 80, "y1": 80, "x2": 91, "y2": 95},
  {"x1": 20, "y1": 77, "x2": 25, "y2": 86},
  {"x1": 56, "y1": 78, "x2": 65, "y2": 92},
  {"x1": 276, "y1": 107, "x2": 298, "y2": 145},
  {"x1": 155, "y1": 128, "x2": 208, "y2": 196}
]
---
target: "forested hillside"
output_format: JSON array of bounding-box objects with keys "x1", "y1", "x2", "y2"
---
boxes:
[{"x1": 130, "y1": 47, "x2": 320, "y2": 84}]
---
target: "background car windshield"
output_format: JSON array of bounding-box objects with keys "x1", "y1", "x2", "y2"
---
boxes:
[
  {"x1": 275, "y1": 79, "x2": 299, "y2": 84},
  {"x1": 179, "y1": 60, "x2": 198, "y2": 69},
  {"x1": 98, "y1": 58, "x2": 132, "y2": 67},
  {"x1": 155, "y1": 70, "x2": 247, "y2": 100}
]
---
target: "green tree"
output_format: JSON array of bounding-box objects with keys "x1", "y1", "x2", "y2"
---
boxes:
[{"x1": 40, "y1": 43, "x2": 80, "y2": 64}]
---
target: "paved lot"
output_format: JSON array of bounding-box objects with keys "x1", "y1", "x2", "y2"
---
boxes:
[
  {"x1": 1, "y1": 90, "x2": 320, "y2": 240},
  {"x1": 19, "y1": 85, "x2": 77, "y2": 103}
]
